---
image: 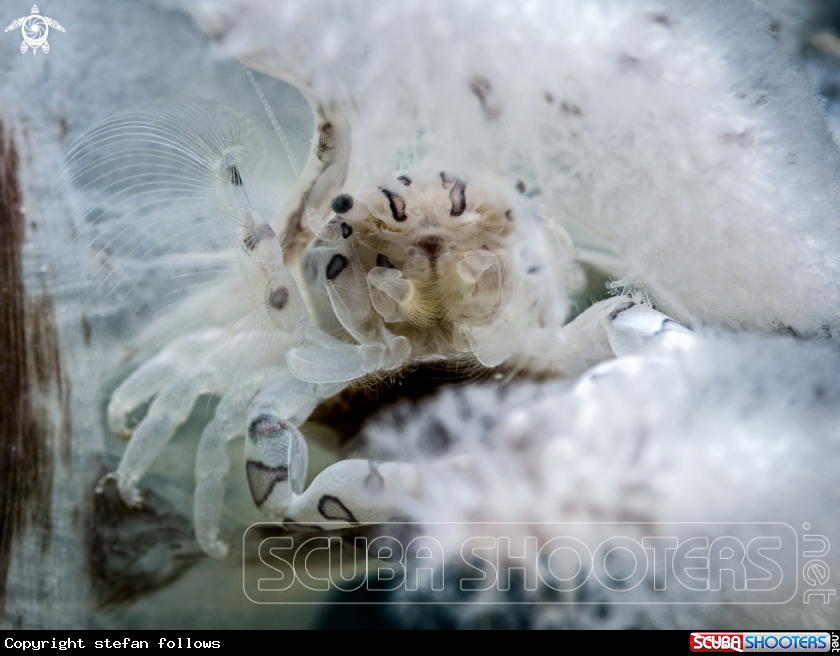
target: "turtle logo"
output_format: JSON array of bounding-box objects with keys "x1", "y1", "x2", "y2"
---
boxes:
[{"x1": 5, "y1": 5, "x2": 64, "y2": 55}]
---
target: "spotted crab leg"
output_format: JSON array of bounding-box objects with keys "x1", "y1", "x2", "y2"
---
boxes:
[
  {"x1": 106, "y1": 111, "x2": 335, "y2": 509},
  {"x1": 281, "y1": 459, "x2": 426, "y2": 527},
  {"x1": 192, "y1": 367, "x2": 286, "y2": 558},
  {"x1": 473, "y1": 296, "x2": 694, "y2": 371}
]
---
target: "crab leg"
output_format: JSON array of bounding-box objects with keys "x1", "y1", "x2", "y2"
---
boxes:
[
  {"x1": 107, "y1": 329, "x2": 228, "y2": 438},
  {"x1": 193, "y1": 368, "x2": 284, "y2": 557},
  {"x1": 506, "y1": 296, "x2": 695, "y2": 365},
  {"x1": 280, "y1": 459, "x2": 425, "y2": 528},
  {"x1": 115, "y1": 368, "x2": 224, "y2": 507},
  {"x1": 286, "y1": 323, "x2": 411, "y2": 384},
  {"x1": 110, "y1": 330, "x2": 287, "y2": 507},
  {"x1": 194, "y1": 367, "x2": 347, "y2": 557}
]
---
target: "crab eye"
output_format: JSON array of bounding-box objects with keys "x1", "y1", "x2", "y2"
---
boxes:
[
  {"x1": 331, "y1": 194, "x2": 354, "y2": 214},
  {"x1": 381, "y1": 189, "x2": 407, "y2": 222},
  {"x1": 397, "y1": 175, "x2": 412, "y2": 186}
]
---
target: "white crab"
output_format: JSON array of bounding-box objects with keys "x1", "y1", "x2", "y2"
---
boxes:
[{"x1": 72, "y1": 74, "x2": 692, "y2": 559}]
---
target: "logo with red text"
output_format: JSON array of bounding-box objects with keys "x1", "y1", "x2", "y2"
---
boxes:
[{"x1": 690, "y1": 632, "x2": 832, "y2": 652}]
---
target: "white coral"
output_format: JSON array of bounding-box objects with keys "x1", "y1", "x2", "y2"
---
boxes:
[
  {"x1": 191, "y1": 0, "x2": 840, "y2": 336},
  {"x1": 360, "y1": 334, "x2": 840, "y2": 628}
]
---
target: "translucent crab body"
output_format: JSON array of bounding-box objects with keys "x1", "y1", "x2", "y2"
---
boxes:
[
  {"x1": 68, "y1": 74, "x2": 691, "y2": 557},
  {"x1": 302, "y1": 171, "x2": 575, "y2": 369}
]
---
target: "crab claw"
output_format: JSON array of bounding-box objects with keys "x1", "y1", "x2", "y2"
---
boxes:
[{"x1": 244, "y1": 413, "x2": 309, "y2": 516}]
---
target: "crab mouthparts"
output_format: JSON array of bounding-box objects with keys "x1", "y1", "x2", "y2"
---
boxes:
[{"x1": 416, "y1": 235, "x2": 445, "y2": 261}]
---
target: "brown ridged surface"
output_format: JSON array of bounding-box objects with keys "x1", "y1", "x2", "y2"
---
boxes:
[
  {"x1": 0, "y1": 120, "x2": 56, "y2": 616},
  {"x1": 308, "y1": 361, "x2": 495, "y2": 445}
]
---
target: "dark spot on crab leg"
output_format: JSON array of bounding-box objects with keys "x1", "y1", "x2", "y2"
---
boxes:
[
  {"x1": 229, "y1": 164, "x2": 242, "y2": 187},
  {"x1": 318, "y1": 495, "x2": 359, "y2": 523},
  {"x1": 364, "y1": 462, "x2": 385, "y2": 492},
  {"x1": 376, "y1": 254, "x2": 395, "y2": 269},
  {"x1": 326, "y1": 253, "x2": 349, "y2": 280},
  {"x1": 397, "y1": 175, "x2": 412, "y2": 186},
  {"x1": 246, "y1": 461, "x2": 289, "y2": 507},
  {"x1": 381, "y1": 189, "x2": 407, "y2": 222},
  {"x1": 316, "y1": 121, "x2": 335, "y2": 163},
  {"x1": 268, "y1": 287, "x2": 289, "y2": 311},
  {"x1": 242, "y1": 223, "x2": 276, "y2": 252},
  {"x1": 449, "y1": 179, "x2": 467, "y2": 217},
  {"x1": 608, "y1": 301, "x2": 636, "y2": 322},
  {"x1": 339, "y1": 222, "x2": 353, "y2": 239},
  {"x1": 249, "y1": 414, "x2": 288, "y2": 438}
]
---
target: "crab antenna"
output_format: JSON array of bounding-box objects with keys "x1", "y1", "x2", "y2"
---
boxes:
[{"x1": 245, "y1": 68, "x2": 301, "y2": 178}]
